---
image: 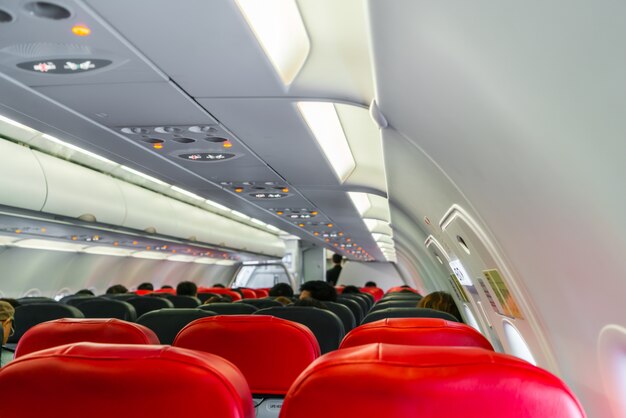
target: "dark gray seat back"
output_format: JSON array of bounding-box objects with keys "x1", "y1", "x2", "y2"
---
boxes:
[
  {"x1": 162, "y1": 294, "x2": 201, "y2": 308},
  {"x1": 10, "y1": 303, "x2": 84, "y2": 343},
  {"x1": 324, "y1": 302, "x2": 356, "y2": 332},
  {"x1": 127, "y1": 297, "x2": 174, "y2": 317},
  {"x1": 361, "y1": 307, "x2": 459, "y2": 325},
  {"x1": 238, "y1": 298, "x2": 283, "y2": 309},
  {"x1": 75, "y1": 298, "x2": 137, "y2": 322},
  {"x1": 370, "y1": 300, "x2": 420, "y2": 313},
  {"x1": 254, "y1": 306, "x2": 344, "y2": 354},
  {"x1": 199, "y1": 303, "x2": 258, "y2": 315},
  {"x1": 16, "y1": 297, "x2": 57, "y2": 305},
  {"x1": 336, "y1": 297, "x2": 364, "y2": 324},
  {"x1": 137, "y1": 308, "x2": 216, "y2": 344}
]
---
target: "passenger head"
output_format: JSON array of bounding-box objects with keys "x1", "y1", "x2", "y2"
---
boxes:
[
  {"x1": 137, "y1": 282, "x2": 154, "y2": 291},
  {"x1": 269, "y1": 282, "x2": 294, "y2": 298},
  {"x1": 160, "y1": 285, "x2": 173, "y2": 290},
  {"x1": 75, "y1": 289, "x2": 94, "y2": 296},
  {"x1": 364, "y1": 281, "x2": 377, "y2": 287},
  {"x1": 293, "y1": 298, "x2": 328, "y2": 309},
  {"x1": 418, "y1": 291, "x2": 461, "y2": 321},
  {"x1": 273, "y1": 296, "x2": 293, "y2": 306},
  {"x1": 105, "y1": 284, "x2": 128, "y2": 294},
  {"x1": 176, "y1": 281, "x2": 198, "y2": 297},
  {"x1": 213, "y1": 283, "x2": 226, "y2": 288},
  {"x1": 300, "y1": 280, "x2": 337, "y2": 302},
  {"x1": 342, "y1": 285, "x2": 361, "y2": 294},
  {"x1": 0, "y1": 301, "x2": 15, "y2": 345},
  {"x1": 332, "y1": 254, "x2": 343, "y2": 265}
]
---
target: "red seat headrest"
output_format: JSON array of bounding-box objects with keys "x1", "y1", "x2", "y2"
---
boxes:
[
  {"x1": 386, "y1": 286, "x2": 420, "y2": 294},
  {"x1": 174, "y1": 315, "x2": 320, "y2": 395},
  {"x1": 15, "y1": 318, "x2": 160, "y2": 358},
  {"x1": 198, "y1": 288, "x2": 243, "y2": 301},
  {"x1": 359, "y1": 287, "x2": 384, "y2": 301},
  {"x1": 340, "y1": 318, "x2": 493, "y2": 350},
  {"x1": 0, "y1": 342, "x2": 254, "y2": 418},
  {"x1": 281, "y1": 343, "x2": 586, "y2": 418}
]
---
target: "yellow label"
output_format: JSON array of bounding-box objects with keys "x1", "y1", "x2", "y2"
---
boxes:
[{"x1": 483, "y1": 269, "x2": 523, "y2": 319}]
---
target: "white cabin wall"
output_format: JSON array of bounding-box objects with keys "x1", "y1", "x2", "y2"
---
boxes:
[
  {"x1": 337, "y1": 261, "x2": 403, "y2": 292},
  {"x1": 0, "y1": 246, "x2": 237, "y2": 297}
]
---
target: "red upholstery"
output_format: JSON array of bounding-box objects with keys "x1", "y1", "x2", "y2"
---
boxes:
[
  {"x1": 239, "y1": 288, "x2": 257, "y2": 299},
  {"x1": 154, "y1": 288, "x2": 176, "y2": 294},
  {"x1": 340, "y1": 318, "x2": 493, "y2": 350},
  {"x1": 280, "y1": 343, "x2": 586, "y2": 418},
  {"x1": 15, "y1": 318, "x2": 160, "y2": 358},
  {"x1": 254, "y1": 288, "x2": 269, "y2": 298},
  {"x1": 198, "y1": 288, "x2": 243, "y2": 301},
  {"x1": 134, "y1": 289, "x2": 152, "y2": 295},
  {"x1": 360, "y1": 287, "x2": 384, "y2": 301},
  {"x1": 335, "y1": 286, "x2": 344, "y2": 294},
  {"x1": 174, "y1": 315, "x2": 320, "y2": 395},
  {"x1": 0, "y1": 342, "x2": 254, "y2": 418},
  {"x1": 386, "y1": 286, "x2": 420, "y2": 294}
]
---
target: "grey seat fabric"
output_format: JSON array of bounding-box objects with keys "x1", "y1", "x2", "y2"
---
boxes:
[
  {"x1": 324, "y1": 302, "x2": 356, "y2": 332},
  {"x1": 340, "y1": 294, "x2": 369, "y2": 315},
  {"x1": 102, "y1": 293, "x2": 136, "y2": 301},
  {"x1": 16, "y1": 297, "x2": 57, "y2": 305},
  {"x1": 238, "y1": 298, "x2": 283, "y2": 309},
  {"x1": 361, "y1": 307, "x2": 459, "y2": 325},
  {"x1": 370, "y1": 300, "x2": 420, "y2": 313},
  {"x1": 9, "y1": 303, "x2": 84, "y2": 343},
  {"x1": 199, "y1": 303, "x2": 258, "y2": 315},
  {"x1": 162, "y1": 294, "x2": 201, "y2": 308},
  {"x1": 380, "y1": 293, "x2": 422, "y2": 302},
  {"x1": 126, "y1": 296, "x2": 174, "y2": 317},
  {"x1": 75, "y1": 298, "x2": 137, "y2": 321},
  {"x1": 336, "y1": 297, "x2": 364, "y2": 324},
  {"x1": 137, "y1": 308, "x2": 216, "y2": 344},
  {"x1": 61, "y1": 295, "x2": 99, "y2": 307},
  {"x1": 254, "y1": 306, "x2": 344, "y2": 354}
]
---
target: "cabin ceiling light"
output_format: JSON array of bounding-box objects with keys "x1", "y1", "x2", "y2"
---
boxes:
[
  {"x1": 194, "y1": 257, "x2": 218, "y2": 265},
  {"x1": 170, "y1": 186, "x2": 203, "y2": 201},
  {"x1": 0, "y1": 114, "x2": 36, "y2": 133},
  {"x1": 216, "y1": 259, "x2": 238, "y2": 266},
  {"x1": 297, "y1": 102, "x2": 355, "y2": 182},
  {"x1": 234, "y1": 0, "x2": 310, "y2": 85},
  {"x1": 167, "y1": 254, "x2": 195, "y2": 263},
  {"x1": 205, "y1": 199, "x2": 230, "y2": 211},
  {"x1": 120, "y1": 165, "x2": 168, "y2": 186},
  {"x1": 250, "y1": 218, "x2": 266, "y2": 226},
  {"x1": 348, "y1": 192, "x2": 372, "y2": 216},
  {"x1": 83, "y1": 246, "x2": 133, "y2": 257},
  {"x1": 131, "y1": 251, "x2": 169, "y2": 260},
  {"x1": 0, "y1": 235, "x2": 18, "y2": 245},
  {"x1": 231, "y1": 210, "x2": 251, "y2": 220},
  {"x1": 42, "y1": 134, "x2": 116, "y2": 166},
  {"x1": 13, "y1": 239, "x2": 85, "y2": 252},
  {"x1": 266, "y1": 224, "x2": 281, "y2": 233}
]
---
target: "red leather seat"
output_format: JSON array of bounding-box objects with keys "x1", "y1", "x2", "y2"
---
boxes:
[
  {"x1": 0, "y1": 342, "x2": 254, "y2": 418},
  {"x1": 359, "y1": 287, "x2": 384, "y2": 301},
  {"x1": 386, "y1": 286, "x2": 420, "y2": 294},
  {"x1": 14, "y1": 318, "x2": 159, "y2": 358},
  {"x1": 174, "y1": 315, "x2": 320, "y2": 395},
  {"x1": 340, "y1": 318, "x2": 493, "y2": 350},
  {"x1": 254, "y1": 288, "x2": 270, "y2": 298},
  {"x1": 280, "y1": 343, "x2": 586, "y2": 418},
  {"x1": 198, "y1": 287, "x2": 243, "y2": 301},
  {"x1": 239, "y1": 288, "x2": 257, "y2": 299}
]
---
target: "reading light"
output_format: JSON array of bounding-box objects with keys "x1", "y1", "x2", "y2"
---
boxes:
[
  {"x1": 71, "y1": 24, "x2": 91, "y2": 37},
  {"x1": 348, "y1": 192, "x2": 372, "y2": 216},
  {"x1": 297, "y1": 102, "x2": 356, "y2": 182},
  {"x1": 234, "y1": 0, "x2": 310, "y2": 85}
]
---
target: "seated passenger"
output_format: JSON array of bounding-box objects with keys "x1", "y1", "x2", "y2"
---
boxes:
[
  {"x1": 1, "y1": 301, "x2": 15, "y2": 367},
  {"x1": 364, "y1": 281, "x2": 377, "y2": 287},
  {"x1": 274, "y1": 296, "x2": 293, "y2": 306},
  {"x1": 299, "y1": 281, "x2": 337, "y2": 302},
  {"x1": 342, "y1": 285, "x2": 361, "y2": 294},
  {"x1": 269, "y1": 283, "x2": 294, "y2": 298},
  {"x1": 160, "y1": 285, "x2": 173, "y2": 290},
  {"x1": 137, "y1": 282, "x2": 154, "y2": 291},
  {"x1": 105, "y1": 284, "x2": 128, "y2": 294},
  {"x1": 213, "y1": 283, "x2": 226, "y2": 288},
  {"x1": 177, "y1": 281, "x2": 198, "y2": 297},
  {"x1": 75, "y1": 289, "x2": 94, "y2": 296},
  {"x1": 418, "y1": 291, "x2": 462, "y2": 322}
]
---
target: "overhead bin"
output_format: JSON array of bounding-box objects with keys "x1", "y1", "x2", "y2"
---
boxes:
[
  {"x1": 0, "y1": 141, "x2": 47, "y2": 211},
  {"x1": 0, "y1": 139, "x2": 284, "y2": 257}
]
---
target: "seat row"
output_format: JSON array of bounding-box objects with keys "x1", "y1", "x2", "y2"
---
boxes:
[{"x1": 0, "y1": 316, "x2": 585, "y2": 418}]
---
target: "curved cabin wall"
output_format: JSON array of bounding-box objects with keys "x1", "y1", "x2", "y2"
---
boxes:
[{"x1": 0, "y1": 139, "x2": 285, "y2": 258}]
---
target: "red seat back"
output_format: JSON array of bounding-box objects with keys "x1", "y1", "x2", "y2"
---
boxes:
[
  {"x1": 359, "y1": 287, "x2": 384, "y2": 301},
  {"x1": 198, "y1": 288, "x2": 243, "y2": 301},
  {"x1": 386, "y1": 286, "x2": 420, "y2": 294},
  {"x1": 0, "y1": 342, "x2": 254, "y2": 418},
  {"x1": 15, "y1": 318, "x2": 159, "y2": 358},
  {"x1": 340, "y1": 318, "x2": 493, "y2": 350},
  {"x1": 254, "y1": 289, "x2": 270, "y2": 298},
  {"x1": 174, "y1": 315, "x2": 320, "y2": 395},
  {"x1": 280, "y1": 343, "x2": 586, "y2": 418},
  {"x1": 239, "y1": 288, "x2": 257, "y2": 299}
]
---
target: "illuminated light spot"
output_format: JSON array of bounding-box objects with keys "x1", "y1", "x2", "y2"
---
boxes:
[
  {"x1": 15, "y1": 229, "x2": 22, "y2": 234},
  {"x1": 93, "y1": 235, "x2": 100, "y2": 241},
  {"x1": 333, "y1": 243, "x2": 338, "y2": 247},
  {"x1": 235, "y1": 187, "x2": 244, "y2": 193},
  {"x1": 113, "y1": 241, "x2": 119, "y2": 246},
  {"x1": 327, "y1": 223, "x2": 333, "y2": 228},
  {"x1": 282, "y1": 187, "x2": 289, "y2": 193},
  {"x1": 153, "y1": 143, "x2": 163, "y2": 149},
  {"x1": 146, "y1": 246, "x2": 151, "y2": 250},
  {"x1": 172, "y1": 250, "x2": 177, "y2": 254},
  {"x1": 71, "y1": 235, "x2": 77, "y2": 241},
  {"x1": 338, "y1": 232, "x2": 343, "y2": 236},
  {"x1": 311, "y1": 211, "x2": 318, "y2": 215},
  {"x1": 324, "y1": 238, "x2": 330, "y2": 242},
  {"x1": 298, "y1": 223, "x2": 305, "y2": 227},
  {"x1": 313, "y1": 232, "x2": 319, "y2": 236},
  {"x1": 223, "y1": 141, "x2": 233, "y2": 148},
  {"x1": 277, "y1": 211, "x2": 284, "y2": 215},
  {"x1": 132, "y1": 240, "x2": 138, "y2": 245},
  {"x1": 72, "y1": 24, "x2": 91, "y2": 37},
  {"x1": 162, "y1": 245, "x2": 168, "y2": 249},
  {"x1": 40, "y1": 227, "x2": 47, "y2": 233},
  {"x1": 346, "y1": 238, "x2": 351, "y2": 242}
]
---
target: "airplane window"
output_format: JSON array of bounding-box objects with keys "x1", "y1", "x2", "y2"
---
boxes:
[
  {"x1": 233, "y1": 264, "x2": 292, "y2": 289},
  {"x1": 503, "y1": 320, "x2": 537, "y2": 365},
  {"x1": 463, "y1": 304, "x2": 482, "y2": 332},
  {"x1": 598, "y1": 325, "x2": 626, "y2": 417}
]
